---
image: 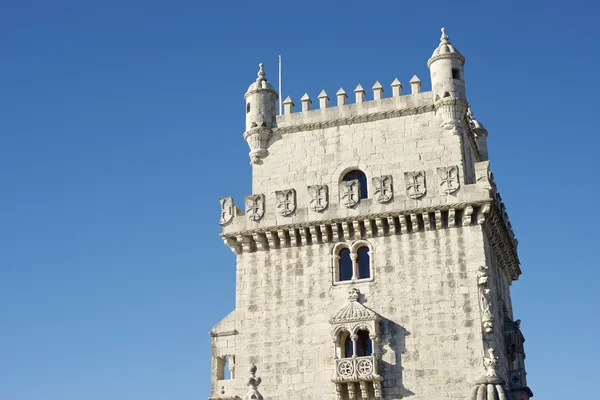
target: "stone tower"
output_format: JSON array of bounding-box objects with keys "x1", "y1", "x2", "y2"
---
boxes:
[{"x1": 210, "y1": 29, "x2": 533, "y2": 400}]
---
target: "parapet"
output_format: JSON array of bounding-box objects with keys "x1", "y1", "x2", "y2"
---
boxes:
[{"x1": 274, "y1": 77, "x2": 432, "y2": 135}]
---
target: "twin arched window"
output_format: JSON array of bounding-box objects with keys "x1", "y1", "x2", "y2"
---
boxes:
[
  {"x1": 342, "y1": 169, "x2": 368, "y2": 199},
  {"x1": 337, "y1": 245, "x2": 371, "y2": 282},
  {"x1": 342, "y1": 329, "x2": 373, "y2": 358}
]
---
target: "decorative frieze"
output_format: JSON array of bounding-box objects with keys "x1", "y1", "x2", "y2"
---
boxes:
[
  {"x1": 275, "y1": 189, "x2": 296, "y2": 216},
  {"x1": 373, "y1": 175, "x2": 393, "y2": 203},
  {"x1": 405, "y1": 171, "x2": 427, "y2": 199},
  {"x1": 437, "y1": 165, "x2": 460, "y2": 195},
  {"x1": 308, "y1": 184, "x2": 329, "y2": 212},
  {"x1": 219, "y1": 197, "x2": 235, "y2": 225},
  {"x1": 245, "y1": 194, "x2": 265, "y2": 221}
]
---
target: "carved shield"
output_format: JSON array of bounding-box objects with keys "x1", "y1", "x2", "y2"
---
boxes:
[
  {"x1": 307, "y1": 185, "x2": 328, "y2": 212},
  {"x1": 437, "y1": 166, "x2": 460, "y2": 195},
  {"x1": 373, "y1": 175, "x2": 393, "y2": 203},
  {"x1": 340, "y1": 179, "x2": 360, "y2": 207},
  {"x1": 275, "y1": 189, "x2": 296, "y2": 216},
  {"x1": 219, "y1": 197, "x2": 235, "y2": 225},
  {"x1": 405, "y1": 171, "x2": 427, "y2": 199},
  {"x1": 245, "y1": 194, "x2": 265, "y2": 221}
]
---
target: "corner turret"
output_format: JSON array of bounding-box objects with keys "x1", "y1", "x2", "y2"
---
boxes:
[
  {"x1": 243, "y1": 63, "x2": 278, "y2": 164},
  {"x1": 428, "y1": 28, "x2": 468, "y2": 134}
]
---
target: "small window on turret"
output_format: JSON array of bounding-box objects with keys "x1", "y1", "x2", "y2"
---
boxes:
[
  {"x1": 246, "y1": 103, "x2": 251, "y2": 113},
  {"x1": 452, "y1": 68, "x2": 461, "y2": 80}
]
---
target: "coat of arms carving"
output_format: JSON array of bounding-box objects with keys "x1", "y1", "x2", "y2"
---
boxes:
[
  {"x1": 405, "y1": 171, "x2": 427, "y2": 199},
  {"x1": 275, "y1": 189, "x2": 296, "y2": 216},
  {"x1": 373, "y1": 175, "x2": 393, "y2": 203},
  {"x1": 307, "y1": 185, "x2": 328, "y2": 212},
  {"x1": 245, "y1": 194, "x2": 265, "y2": 221},
  {"x1": 340, "y1": 179, "x2": 360, "y2": 208},
  {"x1": 437, "y1": 166, "x2": 460, "y2": 195},
  {"x1": 219, "y1": 197, "x2": 235, "y2": 225}
]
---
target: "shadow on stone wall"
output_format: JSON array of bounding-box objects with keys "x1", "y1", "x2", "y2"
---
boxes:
[{"x1": 379, "y1": 316, "x2": 414, "y2": 398}]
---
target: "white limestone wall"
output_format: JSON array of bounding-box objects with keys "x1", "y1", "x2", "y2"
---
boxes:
[
  {"x1": 251, "y1": 94, "x2": 467, "y2": 203},
  {"x1": 228, "y1": 225, "x2": 487, "y2": 399}
]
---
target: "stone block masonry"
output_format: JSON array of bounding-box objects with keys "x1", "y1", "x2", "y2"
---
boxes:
[{"x1": 209, "y1": 28, "x2": 532, "y2": 400}]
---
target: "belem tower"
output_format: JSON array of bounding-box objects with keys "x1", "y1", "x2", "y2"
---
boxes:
[{"x1": 209, "y1": 29, "x2": 533, "y2": 400}]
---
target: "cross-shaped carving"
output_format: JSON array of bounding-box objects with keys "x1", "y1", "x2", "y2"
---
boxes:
[{"x1": 340, "y1": 179, "x2": 360, "y2": 207}]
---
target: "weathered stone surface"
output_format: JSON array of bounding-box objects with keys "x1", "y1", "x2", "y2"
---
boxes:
[{"x1": 209, "y1": 28, "x2": 530, "y2": 400}]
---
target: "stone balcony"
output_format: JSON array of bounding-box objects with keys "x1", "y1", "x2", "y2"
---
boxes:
[{"x1": 332, "y1": 356, "x2": 382, "y2": 383}]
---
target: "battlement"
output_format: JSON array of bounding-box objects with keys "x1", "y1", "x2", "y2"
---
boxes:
[{"x1": 275, "y1": 79, "x2": 433, "y2": 134}]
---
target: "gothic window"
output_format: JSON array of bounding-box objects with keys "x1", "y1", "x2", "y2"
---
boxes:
[
  {"x1": 356, "y1": 329, "x2": 373, "y2": 357},
  {"x1": 357, "y1": 246, "x2": 370, "y2": 279},
  {"x1": 342, "y1": 169, "x2": 368, "y2": 199},
  {"x1": 339, "y1": 248, "x2": 353, "y2": 281},
  {"x1": 333, "y1": 241, "x2": 374, "y2": 284}
]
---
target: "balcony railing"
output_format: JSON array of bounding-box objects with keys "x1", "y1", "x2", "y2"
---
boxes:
[{"x1": 333, "y1": 356, "x2": 381, "y2": 382}]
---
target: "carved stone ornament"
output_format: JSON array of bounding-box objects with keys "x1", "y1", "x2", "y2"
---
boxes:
[
  {"x1": 437, "y1": 166, "x2": 460, "y2": 195},
  {"x1": 244, "y1": 364, "x2": 263, "y2": 400},
  {"x1": 245, "y1": 194, "x2": 265, "y2": 221},
  {"x1": 308, "y1": 185, "x2": 328, "y2": 212},
  {"x1": 340, "y1": 179, "x2": 360, "y2": 208},
  {"x1": 483, "y1": 348, "x2": 499, "y2": 378},
  {"x1": 373, "y1": 175, "x2": 393, "y2": 203},
  {"x1": 243, "y1": 128, "x2": 270, "y2": 165},
  {"x1": 275, "y1": 189, "x2": 296, "y2": 216},
  {"x1": 405, "y1": 171, "x2": 427, "y2": 199},
  {"x1": 477, "y1": 266, "x2": 494, "y2": 333},
  {"x1": 219, "y1": 197, "x2": 235, "y2": 225}
]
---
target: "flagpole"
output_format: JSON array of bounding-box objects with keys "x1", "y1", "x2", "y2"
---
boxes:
[{"x1": 278, "y1": 55, "x2": 282, "y2": 115}]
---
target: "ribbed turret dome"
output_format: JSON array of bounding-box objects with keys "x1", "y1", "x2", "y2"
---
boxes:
[
  {"x1": 245, "y1": 63, "x2": 276, "y2": 95},
  {"x1": 469, "y1": 377, "x2": 509, "y2": 400},
  {"x1": 427, "y1": 28, "x2": 465, "y2": 67}
]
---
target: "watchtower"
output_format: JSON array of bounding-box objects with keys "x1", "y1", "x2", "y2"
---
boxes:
[{"x1": 210, "y1": 29, "x2": 532, "y2": 400}]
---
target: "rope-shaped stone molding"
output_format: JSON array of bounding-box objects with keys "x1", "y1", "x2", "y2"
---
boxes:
[{"x1": 272, "y1": 104, "x2": 435, "y2": 136}]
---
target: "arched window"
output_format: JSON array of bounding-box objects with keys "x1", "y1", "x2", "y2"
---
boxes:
[
  {"x1": 357, "y1": 246, "x2": 370, "y2": 279},
  {"x1": 356, "y1": 329, "x2": 372, "y2": 357},
  {"x1": 246, "y1": 103, "x2": 251, "y2": 113},
  {"x1": 342, "y1": 170, "x2": 368, "y2": 199},
  {"x1": 339, "y1": 248, "x2": 352, "y2": 281},
  {"x1": 343, "y1": 334, "x2": 353, "y2": 358}
]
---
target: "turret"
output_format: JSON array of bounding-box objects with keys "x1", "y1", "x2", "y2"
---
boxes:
[
  {"x1": 243, "y1": 63, "x2": 278, "y2": 164},
  {"x1": 428, "y1": 28, "x2": 468, "y2": 134}
]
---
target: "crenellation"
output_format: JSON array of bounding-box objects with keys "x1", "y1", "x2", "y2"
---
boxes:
[
  {"x1": 317, "y1": 90, "x2": 329, "y2": 109},
  {"x1": 300, "y1": 93, "x2": 312, "y2": 112},
  {"x1": 410, "y1": 75, "x2": 422, "y2": 94},
  {"x1": 354, "y1": 84, "x2": 366, "y2": 103},
  {"x1": 391, "y1": 78, "x2": 403, "y2": 97}
]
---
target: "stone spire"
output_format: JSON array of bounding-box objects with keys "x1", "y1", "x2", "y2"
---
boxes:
[{"x1": 244, "y1": 364, "x2": 264, "y2": 400}]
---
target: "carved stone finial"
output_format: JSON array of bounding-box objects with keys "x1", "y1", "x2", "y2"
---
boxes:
[
  {"x1": 348, "y1": 287, "x2": 360, "y2": 302},
  {"x1": 256, "y1": 63, "x2": 266, "y2": 81},
  {"x1": 441, "y1": 27, "x2": 449, "y2": 42},
  {"x1": 483, "y1": 348, "x2": 499, "y2": 377},
  {"x1": 245, "y1": 363, "x2": 263, "y2": 400}
]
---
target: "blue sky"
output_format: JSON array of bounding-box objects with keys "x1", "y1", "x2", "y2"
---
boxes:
[{"x1": 1, "y1": 1, "x2": 597, "y2": 399}]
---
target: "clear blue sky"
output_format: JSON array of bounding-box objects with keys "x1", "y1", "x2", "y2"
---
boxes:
[{"x1": 1, "y1": 1, "x2": 597, "y2": 399}]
